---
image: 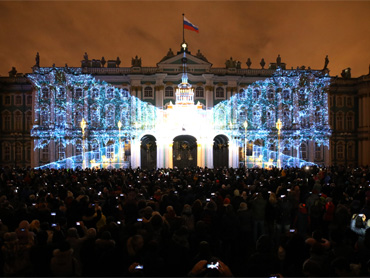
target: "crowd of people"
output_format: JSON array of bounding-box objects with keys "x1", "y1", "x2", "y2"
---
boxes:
[{"x1": 0, "y1": 165, "x2": 370, "y2": 277}]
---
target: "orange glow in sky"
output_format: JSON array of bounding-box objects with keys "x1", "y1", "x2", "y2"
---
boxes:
[{"x1": 0, "y1": 1, "x2": 369, "y2": 77}]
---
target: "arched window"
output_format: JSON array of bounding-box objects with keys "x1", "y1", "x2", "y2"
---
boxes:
[
  {"x1": 252, "y1": 89, "x2": 260, "y2": 101},
  {"x1": 40, "y1": 106, "x2": 49, "y2": 127},
  {"x1": 336, "y1": 96, "x2": 343, "y2": 107},
  {"x1": 282, "y1": 106, "x2": 291, "y2": 127},
  {"x1": 252, "y1": 105, "x2": 261, "y2": 126},
  {"x1": 91, "y1": 88, "x2": 100, "y2": 99},
  {"x1": 2, "y1": 111, "x2": 11, "y2": 131},
  {"x1": 329, "y1": 112, "x2": 334, "y2": 128},
  {"x1": 268, "y1": 142, "x2": 276, "y2": 160},
  {"x1": 239, "y1": 106, "x2": 247, "y2": 122},
  {"x1": 106, "y1": 88, "x2": 114, "y2": 99},
  {"x1": 216, "y1": 87, "x2": 224, "y2": 98},
  {"x1": 105, "y1": 105, "x2": 115, "y2": 128},
  {"x1": 106, "y1": 141, "x2": 115, "y2": 159},
  {"x1": 266, "y1": 107, "x2": 275, "y2": 128},
  {"x1": 283, "y1": 89, "x2": 290, "y2": 101},
  {"x1": 299, "y1": 88, "x2": 307, "y2": 102},
  {"x1": 75, "y1": 139, "x2": 83, "y2": 162},
  {"x1": 165, "y1": 86, "x2": 174, "y2": 97},
  {"x1": 346, "y1": 111, "x2": 354, "y2": 130},
  {"x1": 90, "y1": 105, "x2": 100, "y2": 128},
  {"x1": 41, "y1": 88, "x2": 49, "y2": 99},
  {"x1": 121, "y1": 89, "x2": 129, "y2": 98},
  {"x1": 74, "y1": 105, "x2": 83, "y2": 127},
  {"x1": 313, "y1": 90, "x2": 321, "y2": 102},
  {"x1": 15, "y1": 143, "x2": 22, "y2": 161},
  {"x1": 336, "y1": 111, "x2": 344, "y2": 130},
  {"x1": 56, "y1": 142, "x2": 65, "y2": 161},
  {"x1": 56, "y1": 87, "x2": 65, "y2": 99},
  {"x1": 144, "y1": 87, "x2": 153, "y2": 98},
  {"x1": 41, "y1": 144, "x2": 49, "y2": 162},
  {"x1": 267, "y1": 88, "x2": 275, "y2": 102},
  {"x1": 239, "y1": 88, "x2": 247, "y2": 99},
  {"x1": 195, "y1": 87, "x2": 204, "y2": 98},
  {"x1": 55, "y1": 107, "x2": 66, "y2": 127},
  {"x1": 314, "y1": 107, "x2": 321, "y2": 125},
  {"x1": 74, "y1": 88, "x2": 83, "y2": 99}
]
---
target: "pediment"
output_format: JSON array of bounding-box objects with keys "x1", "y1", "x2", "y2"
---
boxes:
[{"x1": 157, "y1": 52, "x2": 212, "y2": 74}]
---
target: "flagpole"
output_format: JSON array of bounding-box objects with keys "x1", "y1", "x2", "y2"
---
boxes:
[{"x1": 182, "y1": 13, "x2": 185, "y2": 43}]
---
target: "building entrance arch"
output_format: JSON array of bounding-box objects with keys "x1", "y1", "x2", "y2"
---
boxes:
[
  {"x1": 213, "y1": 135, "x2": 229, "y2": 168},
  {"x1": 173, "y1": 135, "x2": 197, "y2": 168},
  {"x1": 140, "y1": 135, "x2": 157, "y2": 170}
]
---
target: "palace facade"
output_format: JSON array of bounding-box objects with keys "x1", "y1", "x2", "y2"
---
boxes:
[{"x1": 1, "y1": 43, "x2": 370, "y2": 169}]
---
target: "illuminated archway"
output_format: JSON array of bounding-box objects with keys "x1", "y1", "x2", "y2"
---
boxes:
[
  {"x1": 140, "y1": 135, "x2": 157, "y2": 170},
  {"x1": 173, "y1": 135, "x2": 197, "y2": 168}
]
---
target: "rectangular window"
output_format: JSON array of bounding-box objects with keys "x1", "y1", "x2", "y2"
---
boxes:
[
  {"x1": 14, "y1": 114, "x2": 22, "y2": 130},
  {"x1": 4, "y1": 96, "x2": 11, "y2": 105},
  {"x1": 336, "y1": 96, "x2": 343, "y2": 107},
  {"x1": 42, "y1": 146, "x2": 49, "y2": 162},
  {"x1": 4, "y1": 115, "x2": 11, "y2": 131},
  {"x1": 346, "y1": 97, "x2": 353, "y2": 107},
  {"x1": 26, "y1": 95, "x2": 32, "y2": 105},
  {"x1": 4, "y1": 145, "x2": 11, "y2": 161},
  {"x1": 15, "y1": 146, "x2": 22, "y2": 161},
  {"x1": 15, "y1": 95, "x2": 22, "y2": 105}
]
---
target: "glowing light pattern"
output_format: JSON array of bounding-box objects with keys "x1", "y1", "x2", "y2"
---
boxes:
[
  {"x1": 213, "y1": 68, "x2": 331, "y2": 167},
  {"x1": 28, "y1": 66, "x2": 330, "y2": 169}
]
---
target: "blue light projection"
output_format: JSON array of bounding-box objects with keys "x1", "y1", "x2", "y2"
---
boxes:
[{"x1": 28, "y1": 66, "x2": 330, "y2": 169}]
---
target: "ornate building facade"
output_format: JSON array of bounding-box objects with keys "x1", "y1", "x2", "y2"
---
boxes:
[{"x1": 1, "y1": 43, "x2": 370, "y2": 168}]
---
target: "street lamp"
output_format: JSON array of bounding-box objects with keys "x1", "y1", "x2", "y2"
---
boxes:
[
  {"x1": 80, "y1": 118, "x2": 87, "y2": 169},
  {"x1": 243, "y1": 120, "x2": 248, "y2": 168},
  {"x1": 117, "y1": 120, "x2": 122, "y2": 167},
  {"x1": 276, "y1": 119, "x2": 282, "y2": 168}
]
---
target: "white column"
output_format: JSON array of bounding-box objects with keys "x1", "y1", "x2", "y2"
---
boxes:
[
  {"x1": 130, "y1": 139, "x2": 141, "y2": 168},
  {"x1": 156, "y1": 139, "x2": 164, "y2": 168},
  {"x1": 206, "y1": 139, "x2": 213, "y2": 168},
  {"x1": 168, "y1": 143, "x2": 173, "y2": 168}
]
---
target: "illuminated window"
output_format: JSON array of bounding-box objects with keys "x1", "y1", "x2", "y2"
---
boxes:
[
  {"x1": 216, "y1": 87, "x2": 225, "y2": 98},
  {"x1": 346, "y1": 112, "x2": 354, "y2": 130},
  {"x1": 75, "y1": 139, "x2": 82, "y2": 161},
  {"x1": 15, "y1": 95, "x2": 22, "y2": 106},
  {"x1": 252, "y1": 105, "x2": 261, "y2": 126},
  {"x1": 282, "y1": 106, "x2": 291, "y2": 127},
  {"x1": 74, "y1": 105, "x2": 83, "y2": 127},
  {"x1": 283, "y1": 89, "x2": 290, "y2": 101},
  {"x1": 300, "y1": 112, "x2": 310, "y2": 128},
  {"x1": 56, "y1": 143, "x2": 65, "y2": 161},
  {"x1": 91, "y1": 88, "x2": 100, "y2": 99},
  {"x1": 14, "y1": 111, "x2": 22, "y2": 130},
  {"x1": 74, "y1": 88, "x2": 83, "y2": 99},
  {"x1": 91, "y1": 140, "x2": 100, "y2": 161},
  {"x1": 106, "y1": 142, "x2": 115, "y2": 159},
  {"x1": 105, "y1": 105, "x2": 115, "y2": 128},
  {"x1": 337, "y1": 142, "x2": 344, "y2": 160},
  {"x1": 165, "y1": 87, "x2": 174, "y2": 97},
  {"x1": 267, "y1": 89, "x2": 275, "y2": 102},
  {"x1": 121, "y1": 89, "x2": 129, "y2": 98},
  {"x1": 239, "y1": 88, "x2": 247, "y2": 99},
  {"x1": 313, "y1": 90, "x2": 321, "y2": 102},
  {"x1": 315, "y1": 107, "x2": 321, "y2": 125},
  {"x1": 56, "y1": 87, "x2": 65, "y2": 99},
  {"x1": 41, "y1": 88, "x2": 49, "y2": 99},
  {"x1": 336, "y1": 112, "x2": 344, "y2": 130},
  {"x1": 268, "y1": 143, "x2": 276, "y2": 160},
  {"x1": 90, "y1": 105, "x2": 100, "y2": 128},
  {"x1": 195, "y1": 87, "x2": 204, "y2": 98},
  {"x1": 106, "y1": 88, "x2": 114, "y2": 99},
  {"x1": 252, "y1": 89, "x2": 261, "y2": 101},
  {"x1": 144, "y1": 87, "x2": 153, "y2": 98},
  {"x1": 266, "y1": 108, "x2": 275, "y2": 128}
]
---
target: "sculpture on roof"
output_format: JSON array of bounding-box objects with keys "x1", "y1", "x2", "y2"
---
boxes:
[
  {"x1": 8, "y1": 67, "x2": 17, "y2": 77},
  {"x1": 101, "y1": 57, "x2": 106, "y2": 67},
  {"x1": 225, "y1": 57, "x2": 238, "y2": 69},
  {"x1": 84, "y1": 52, "x2": 88, "y2": 61},
  {"x1": 260, "y1": 58, "x2": 266, "y2": 69},
  {"x1": 196, "y1": 49, "x2": 208, "y2": 62},
  {"x1": 116, "y1": 57, "x2": 121, "y2": 67},
  {"x1": 324, "y1": 55, "x2": 329, "y2": 69},
  {"x1": 131, "y1": 55, "x2": 142, "y2": 67},
  {"x1": 277, "y1": 54, "x2": 281, "y2": 67},
  {"x1": 35, "y1": 52, "x2": 40, "y2": 67},
  {"x1": 246, "y1": 58, "x2": 252, "y2": 69}
]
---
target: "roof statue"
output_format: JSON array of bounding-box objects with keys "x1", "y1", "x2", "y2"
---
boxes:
[
  {"x1": 324, "y1": 55, "x2": 329, "y2": 69},
  {"x1": 196, "y1": 49, "x2": 208, "y2": 62},
  {"x1": 8, "y1": 67, "x2": 17, "y2": 77},
  {"x1": 246, "y1": 58, "x2": 252, "y2": 69},
  {"x1": 116, "y1": 57, "x2": 121, "y2": 67},
  {"x1": 101, "y1": 57, "x2": 106, "y2": 67},
  {"x1": 35, "y1": 52, "x2": 40, "y2": 67},
  {"x1": 160, "y1": 48, "x2": 175, "y2": 62},
  {"x1": 260, "y1": 58, "x2": 266, "y2": 69},
  {"x1": 131, "y1": 55, "x2": 142, "y2": 67},
  {"x1": 277, "y1": 54, "x2": 281, "y2": 67},
  {"x1": 225, "y1": 57, "x2": 239, "y2": 69}
]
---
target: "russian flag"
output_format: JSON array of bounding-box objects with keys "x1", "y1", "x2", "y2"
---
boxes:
[{"x1": 184, "y1": 17, "x2": 199, "y2": 33}]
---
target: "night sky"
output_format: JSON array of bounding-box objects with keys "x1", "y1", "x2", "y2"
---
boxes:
[{"x1": 1, "y1": 1, "x2": 370, "y2": 77}]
